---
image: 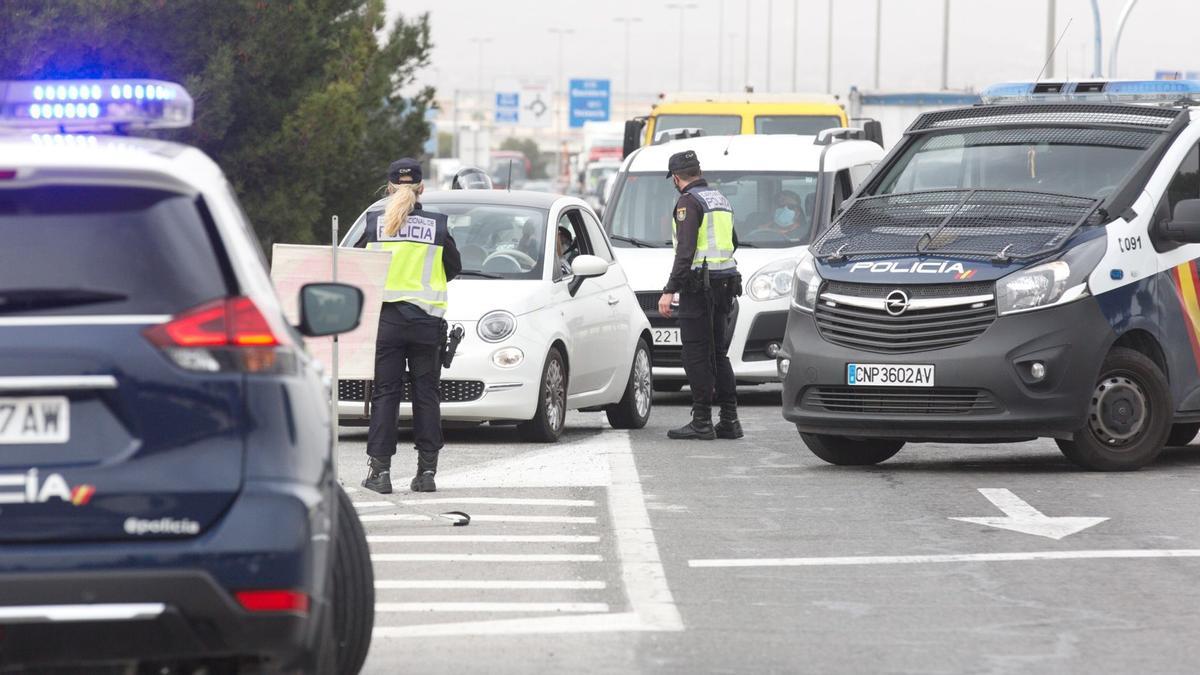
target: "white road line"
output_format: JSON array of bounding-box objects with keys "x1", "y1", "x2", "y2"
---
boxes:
[
  {"x1": 373, "y1": 611, "x2": 648, "y2": 638},
  {"x1": 352, "y1": 500, "x2": 392, "y2": 508},
  {"x1": 688, "y1": 549, "x2": 1200, "y2": 568},
  {"x1": 397, "y1": 497, "x2": 595, "y2": 507},
  {"x1": 371, "y1": 553, "x2": 603, "y2": 563},
  {"x1": 606, "y1": 431, "x2": 684, "y2": 632},
  {"x1": 358, "y1": 514, "x2": 430, "y2": 522},
  {"x1": 376, "y1": 580, "x2": 607, "y2": 590},
  {"x1": 471, "y1": 515, "x2": 597, "y2": 524},
  {"x1": 376, "y1": 602, "x2": 609, "y2": 613},
  {"x1": 368, "y1": 535, "x2": 600, "y2": 544}
]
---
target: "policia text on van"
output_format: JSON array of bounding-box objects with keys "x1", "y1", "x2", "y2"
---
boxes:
[{"x1": 780, "y1": 80, "x2": 1200, "y2": 471}]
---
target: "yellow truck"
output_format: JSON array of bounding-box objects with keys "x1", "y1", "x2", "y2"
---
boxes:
[{"x1": 622, "y1": 93, "x2": 864, "y2": 156}]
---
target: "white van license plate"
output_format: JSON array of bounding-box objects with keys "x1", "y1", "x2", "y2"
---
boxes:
[
  {"x1": 847, "y1": 364, "x2": 935, "y2": 387},
  {"x1": 0, "y1": 397, "x2": 70, "y2": 444},
  {"x1": 653, "y1": 328, "x2": 681, "y2": 346}
]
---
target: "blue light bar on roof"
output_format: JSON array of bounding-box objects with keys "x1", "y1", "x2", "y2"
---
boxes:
[
  {"x1": 0, "y1": 79, "x2": 192, "y2": 130},
  {"x1": 981, "y1": 80, "x2": 1200, "y2": 105}
]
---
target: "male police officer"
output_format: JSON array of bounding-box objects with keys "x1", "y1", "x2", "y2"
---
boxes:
[
  {"x1": 657, "y1": 150, "x2": 744, "y2": 440},
  {"x1": 358, "y1": 158, "x2": 462, "y2": 493}
]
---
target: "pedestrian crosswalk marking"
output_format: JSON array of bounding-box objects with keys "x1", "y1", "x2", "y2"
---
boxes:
[
  {"x1": 375, "y1": 580, "x2": 607, "y2": 590},
  {"x1": 368, "y1": 535, "x2": 600, "y2": 544},
  {"x1": 471, "y1": 514, "x2": 596, "y2": 524},
  {"x1": 397, "y1": 497, "x2": 595, "y2": 507},
  {"x1": 372, "y1": 553, "x2": 603, "y2": 563},
  {"x1": 375, "y1": 602, "x2": 610, "y2": 613}
]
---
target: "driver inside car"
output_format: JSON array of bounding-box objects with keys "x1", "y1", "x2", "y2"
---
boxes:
[
  {"x1": 770, "y1": 190, "x2": 809, "y2": 238},
  {"x1": 556, "y1": 226, "x2": 577, "y2": 277}
]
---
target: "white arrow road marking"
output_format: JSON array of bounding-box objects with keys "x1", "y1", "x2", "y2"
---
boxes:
[{"x1": 950, "y1": 488, "x2": 1109, "y2": 540}]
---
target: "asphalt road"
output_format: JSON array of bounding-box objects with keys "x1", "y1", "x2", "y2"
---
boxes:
[{"x1": 337, "y1": 386, "x2": 1200, "y2": 675}]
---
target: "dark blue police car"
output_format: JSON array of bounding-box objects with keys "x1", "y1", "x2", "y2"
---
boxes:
[{"x1": 0, "y1": 79, "x2": 374, "y2": 671}]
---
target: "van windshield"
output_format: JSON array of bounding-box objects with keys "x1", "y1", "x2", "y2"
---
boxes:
[
  {"x1": 873, "y1": 127, "x2": 1152, "y2": 200},
  {"x1": 607, "y1": 171, "x2": 819, "y2": 249},
  {"x1": 653, "y1": 115, "x2": 741, "y2": 140},
  {"x1": 754, "y1": 115, "x2": 843, "y2": 135}
]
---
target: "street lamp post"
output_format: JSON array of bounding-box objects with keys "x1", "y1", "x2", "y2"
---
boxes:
[
  {"x1": 666, "y1": 2, "x2": 699, "y2": 92},
  {"x1": 1108, "y1": 0, "x2": 1140, "y2": 78},
  {"x1": 548, "y1": 27, "x2": 575, "y2": 179},
  {"x1": 824, "y1": 0, "x2": 833, "y2": 93},
  {"x1": 744, "y1": 0, "x2": 751, "y2": 90},
  {"x1": 765, "y1": 0, "x2": 772, "y2": 92},
  {"x1": 469, "y1": 37, "x2": 492, "y2": 167},
  {"x1": 613, "y1": 17, "x2": 643, "y2": 118}
]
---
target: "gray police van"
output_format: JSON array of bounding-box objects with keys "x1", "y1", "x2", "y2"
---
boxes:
[{"x1": 780, "y1": 80, "x2": 1200, "y2": 471}]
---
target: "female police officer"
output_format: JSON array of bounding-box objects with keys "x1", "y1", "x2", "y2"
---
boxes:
[{"x1": 357, "y1": 158, "x2": 461, "y2": 493}]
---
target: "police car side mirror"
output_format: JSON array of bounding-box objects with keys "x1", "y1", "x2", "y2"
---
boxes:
[
  {"x1": 297, "y1": 283, "x2": 364, "y2": 337},
  {"x1": 1164, "y1": 199, "x2": 1200, "y2": 244}
]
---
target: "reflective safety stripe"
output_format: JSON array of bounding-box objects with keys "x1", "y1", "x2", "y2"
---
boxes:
[
  {"x1": 381, "y1": 292, "x2": 448, "y2": 317},
  {"x1": 703, "y1": 259, "x2": 738, "y2": 271}
]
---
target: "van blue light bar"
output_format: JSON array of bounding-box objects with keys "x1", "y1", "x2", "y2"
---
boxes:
[
  {"x1": 0, "y1": 79, "x2": 193, "y2": 130},
  {"x1": 981, "y1": 80, "x2": 1200, "y2": 105}
]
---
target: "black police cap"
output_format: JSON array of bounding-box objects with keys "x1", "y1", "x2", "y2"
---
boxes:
[
  {"x1": 666, "y1": 150, "x2": 701, "y2": 178},
  {"x1": 388, "y1": 158, "x2": 423, "y2": 184}
]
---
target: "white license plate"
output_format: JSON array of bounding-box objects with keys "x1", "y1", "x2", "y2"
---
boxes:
[
  {"x1": 652, "y1": 328, "x2": 681, "y2": 346},
  {"x1": 0, "y1": 397, "x2": 70, "y2": 444},
  {"x1": 847, "y1": 364, "x2": 935, "y2": 387}
]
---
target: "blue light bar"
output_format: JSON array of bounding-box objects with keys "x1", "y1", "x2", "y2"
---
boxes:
[
  {"x1": 0, "y1": 79, "x2": 193, "y2": 131},
  {"x1": 981, "y1": 80, "x2": 1200, "y2": 105}
]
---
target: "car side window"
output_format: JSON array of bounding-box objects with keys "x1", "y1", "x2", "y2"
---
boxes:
[
  {"x1": 849, "y1": 163, "x2": 876, "y2": 190},
  {"x1": 554, "y1": 209, "x2": 594, "y2": 280},
  {"x1": 579, "y1": 210, "x2": 614, "y2": 263},
  {"x1": 831, "y1": 169, "x2": 854, "y2": 216},
  {"x1": 1167, "y1": 143, "x2": 1200, "y2": 218}
]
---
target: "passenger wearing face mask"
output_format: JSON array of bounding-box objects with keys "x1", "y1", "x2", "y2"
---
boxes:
[{"x1": 771, "y1": 190, "x2": 809, "y2": 239}]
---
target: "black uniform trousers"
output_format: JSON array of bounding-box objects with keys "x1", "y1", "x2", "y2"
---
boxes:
[
  {"x1": 677, "y1": 276, "x2": 738, "y2": 410},
  {"x1": 366, "y1": 303, "x2": 443, "y2": 473}
]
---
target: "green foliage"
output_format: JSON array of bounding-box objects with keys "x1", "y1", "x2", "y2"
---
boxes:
[
  {"x1": 499, "y1": 136, "x2": 547, "y2": 179},
  {"x1": 0, "y1": 0, "x2": 435, "y2": 249}
]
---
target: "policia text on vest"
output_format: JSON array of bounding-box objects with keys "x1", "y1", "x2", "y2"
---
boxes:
[
  {"x1": 357, "y1": 158, "x2": 462, "y2": 494},
  {"x1": 657, "y1": 150, "x2": 744, "y2": 441}
]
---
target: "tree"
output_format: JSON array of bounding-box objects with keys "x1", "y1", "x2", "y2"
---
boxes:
[
  {"x1": 499, "y1": 136, "x2": 547, "y2": 179},
  {"x1": 0, "y1": 0, "x2": 435, "y2": 249}
]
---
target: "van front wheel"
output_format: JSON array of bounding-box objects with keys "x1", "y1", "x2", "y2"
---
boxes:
[
  {"x1": 800, "y1": 433, "x2": 904, "y2": 466},
  {"x1": 1056, "y1": 347, "x2": 1170, "y2": 471}
]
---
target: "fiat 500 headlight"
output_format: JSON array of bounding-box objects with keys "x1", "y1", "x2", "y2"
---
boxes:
[
  {"x1": 477, "y1": 310, "x2": 516, "y2": 342},
  {"x1": 748, "y1": 258, "x2": 800, "y2": 301}
]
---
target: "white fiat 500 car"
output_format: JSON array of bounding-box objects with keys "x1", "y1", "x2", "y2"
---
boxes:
[{"x1": 339, "y1": 190, "x2": 653, "y2": 441}]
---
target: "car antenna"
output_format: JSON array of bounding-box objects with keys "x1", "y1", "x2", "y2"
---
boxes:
[
  {"x1": 723, "y1": 135, "x2": 735, "y2": 156},
  {"x1": 507, "y1": 159, "x2": 513, "y2": 192},
  {"x1": 1034, "y1": 18, "x2": 1073, "y2": 83}
]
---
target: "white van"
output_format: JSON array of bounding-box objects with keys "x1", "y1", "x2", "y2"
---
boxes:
[{"x1": 604, "y1": 133, "x2": 884, "y2": 388}]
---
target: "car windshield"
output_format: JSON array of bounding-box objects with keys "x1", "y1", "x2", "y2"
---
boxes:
[
  {"x1": 653, "y1": 114, "x2": 741, "y2": 139},
  {"x1": 754, "y1": 115, "x2": 843, "y2": 135},
  {"x1": 872, "y1": 127, "x2": 1152, "y2": 200},
  {"x1": 607, "y1": 171, "x2": 819, "y2": 249},
  {"x1": 423, "y1": 202, "x2": 549, "y2": 279}
]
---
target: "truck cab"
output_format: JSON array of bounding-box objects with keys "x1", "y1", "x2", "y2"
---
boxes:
[
  {"x1": 781, "y1": 79, "x2": 1200, "y2": 471},
  {"x1": 606, "y1": 131, "x2": 883, "y2": 388}
]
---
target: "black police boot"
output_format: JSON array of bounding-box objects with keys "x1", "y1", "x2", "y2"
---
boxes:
[
  {"x1": 715, "y1": 407, "x2": 744, "y2": 440},
  {"x1": 410, "y1": 471, "x2": 437, "y2": 492},
  {"x1": 361, "y1": 457, "x2": 393, "y2": 495},
  {"x1": 667, "y1": 407, "x2": 716, "y2": 440},
  {"x1": 411, "y1": 450, "x2": 438, "y2": 492}
]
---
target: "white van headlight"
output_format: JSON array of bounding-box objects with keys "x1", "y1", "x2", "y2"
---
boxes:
[
  {"x1": 748, "y1": 258, "x2": 800, "y2": 301},
  {"x1": 791, "y1": 254, "x2": 821, "y2": 312},
  {"x1": 478, "y1": 310, "x2": 516, "y2": 342}
]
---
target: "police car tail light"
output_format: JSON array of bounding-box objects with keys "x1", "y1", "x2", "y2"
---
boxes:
[
  {"x1": 235, "y1": 589, "x2": 310, "y2": 615},
  {"x1": 980, "y1": 79, "x2": 1200, "y2": 105},
  {"x1": 0, "y1": 79, "x2": 193, "y2": 131},
  {"x1": 144, "y1": 297, "x2": 289, "y2": 373}
]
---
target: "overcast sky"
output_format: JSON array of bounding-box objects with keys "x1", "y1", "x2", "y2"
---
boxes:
[{"x1": 386, "y1": 0, "x2": 1198, "y2": 99}]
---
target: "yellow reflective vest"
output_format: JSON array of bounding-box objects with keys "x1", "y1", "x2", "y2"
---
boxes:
[
  {"x1": 674, "y1": 184, "x2": 737, "y2": 271},
  {"x1": 364, "y1": 208, "x2": 450, "y2": 318}
]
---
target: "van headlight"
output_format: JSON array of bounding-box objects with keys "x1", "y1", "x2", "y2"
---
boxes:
[
  {"x1": 791, "y1": 254, "x2": 821, "y2": 312},
  {"x1": 478, "y1": 310, "x2": 516, "y2": 342},
  {"x1": 748, "y1": 258, "x2": 799, "y2": 301},
  {"x1": 995, "y1": 237, "x2": 1106, "y2": 315}
]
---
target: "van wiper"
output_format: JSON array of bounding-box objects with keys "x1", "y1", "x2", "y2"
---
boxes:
[
  {"x1": 0, "y1": 288, "x2": 127, "y2": 314},
  {"x1": 610, "y1": 234, "x2": 662, "y2": 248},
  {"x1": 455, "y1": 270, "x2": 503, "y2": 279}
]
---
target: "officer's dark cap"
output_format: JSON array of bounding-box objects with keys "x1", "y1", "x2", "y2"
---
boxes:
[
  {"x1": 666, "y1": 150, "x2": 701, "y2": 178},
  {"x1": 388, "y1": 158, "x2": 423, "y2": 184}
]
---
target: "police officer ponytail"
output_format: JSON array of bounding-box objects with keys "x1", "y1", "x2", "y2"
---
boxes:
[{"x1": 383, "y1": 181, "x2": 423, "y2": 238}]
